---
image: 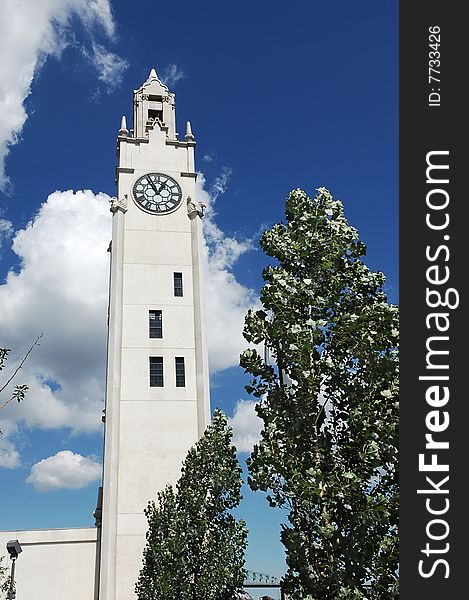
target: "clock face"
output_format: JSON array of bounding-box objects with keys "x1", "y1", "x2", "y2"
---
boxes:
[{"x1": 132, "y1": 173, "x2": 182, "y2": 214}]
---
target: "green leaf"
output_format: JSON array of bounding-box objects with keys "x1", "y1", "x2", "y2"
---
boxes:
[
  {"x1": 136, "y1": 410, "x2": 248, "y2": 600},
  {"x1": 241, "y1": 186, "x2": 399, "y2": 599}
]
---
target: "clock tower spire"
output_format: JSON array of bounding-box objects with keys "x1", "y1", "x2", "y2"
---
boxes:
[
  {"x1": 132, "y1": 67, "x2": 177, "y2": 140},
  {"x1": 98, "y1": 68, "x2": 210, "y2": 600}
]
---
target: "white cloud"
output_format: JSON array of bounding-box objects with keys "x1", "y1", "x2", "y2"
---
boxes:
[
  {"x1": 0, "y1": 0, "x2": 122, "y2": 190},
  {"x1": 0, "y1": 447, "x2": 20, "y2": 469},
  {"x1": 0, "y1": 189, "x2": 111, "y2": 437},
  {"x1": 161, "y1": 64, "x2": 184, "y2": 88},
  {"x1": 196, "y1": 172, "x2": 259, "y2": 372},
  {"x1": 228, "y1": 400, "x2": 262, "y2": 453},
  {"x1": 85, "y1": 43, "x2": 129, "y2": 93},
  {"x1": 210, "y1": 167, "x2": 232, "y2": 201},
  {"x1": 0, "y1": 218, "x2": 13, "y2": 250},
  {"x1": 204, "y1": 258, "x2": 257, "y2": 372},
  {"x1": 26, "y1": 450, "x2": 102, "y2": 492},
  {"x1": 74, "y1": 0, "x2": 116, "y2": 39},
  {"x1": 0, "y1": 436, "x2": 21, "y2": 469},
  {"x1": 0, "y1": 172, "x2": 258, "y2": 463}
]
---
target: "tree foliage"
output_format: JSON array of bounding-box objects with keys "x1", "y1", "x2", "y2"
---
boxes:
[
  {"x1": 240, "y1": 188, "x2": 399, "y2": 599},
  {"x1": 0, "y1": 556, "x2": 13, "y2": 598},
  {"x1": 136, "y1": 409, "x2": 248, "y2": 600}
]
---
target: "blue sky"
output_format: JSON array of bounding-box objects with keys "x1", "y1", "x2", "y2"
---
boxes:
[{"x1": 0, "y1": 0, "x2": 397, "y2": 586}]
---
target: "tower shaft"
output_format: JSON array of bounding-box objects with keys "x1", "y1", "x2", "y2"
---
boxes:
[{"x1": 99, "y1": 69, "x2": 210, "y2": 600}]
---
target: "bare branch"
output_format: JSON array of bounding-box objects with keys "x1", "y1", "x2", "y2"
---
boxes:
[{"x1": 0, "y1": 334, "x2": 43, "y2": 411}]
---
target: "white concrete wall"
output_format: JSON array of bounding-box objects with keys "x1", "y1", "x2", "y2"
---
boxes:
[{"x1": 0, "y1": 528, "x2": 98, "y2": 600}]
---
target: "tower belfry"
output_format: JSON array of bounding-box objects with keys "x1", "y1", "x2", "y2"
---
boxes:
[
  {"x1": 132, "y1": 68, "x2": 176, "y2": 139},
  {"x1": 99, "y1": 69, "x2": 211, "y2": 600}
]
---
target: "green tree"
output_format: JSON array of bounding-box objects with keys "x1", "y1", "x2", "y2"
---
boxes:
[
  {"x1": 136, "y1": 409, "x2": 248, "y2": 600},
  {"x1": 240, "y1": 188, "x2": 398, "y2": 599},
  {"x1": 0, "y1": 556, "x2": 13, "y2": 598}
]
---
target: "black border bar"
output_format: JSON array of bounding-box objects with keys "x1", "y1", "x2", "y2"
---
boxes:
[{"x1": 400, "y1": 3, "x2": 467, "y2": 597}]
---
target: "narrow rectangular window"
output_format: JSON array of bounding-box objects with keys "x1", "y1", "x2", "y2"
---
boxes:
[
  {"x1": 175, "y1": 357, "x2": 185, "y2": 387},
  {"x1": 149, "y1": 310, "x2": 162, "y2": 338},
  {"x1": 149, "y1": 357, "x2": 164, "y2": 387},
  {"x1": 173, "y1": 272, "x2": 183, "y2": 297}
]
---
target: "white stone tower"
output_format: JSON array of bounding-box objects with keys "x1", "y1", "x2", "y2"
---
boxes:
[{"x1": 99, "y1": 69, "x2": 211, "y2": 600}]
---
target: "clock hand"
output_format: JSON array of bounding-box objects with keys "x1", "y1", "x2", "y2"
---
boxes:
[{"x1": 148, "y1": 179, "x2": 160, "y2": 195}]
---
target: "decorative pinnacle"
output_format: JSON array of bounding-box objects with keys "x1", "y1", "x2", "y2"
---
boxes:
[
  {"x1": 148, "y1": 68, "x2": 158, "y2": 80},
  {"x1": 185, "y1": 121, "x2": 195, "y2": 141},
  {"x1": 118, "y1": 115, "x2": 128, "y2": 136}
]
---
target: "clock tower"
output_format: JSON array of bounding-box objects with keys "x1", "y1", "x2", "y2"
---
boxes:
[{"x1": 98, "y1": 69, "x2": 211, "y2": 600}]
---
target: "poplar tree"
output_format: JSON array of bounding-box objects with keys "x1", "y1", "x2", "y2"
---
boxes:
[
  {"x1": 136, "y1": 409, "x2": 248, "y2": 600},
  {"x1": 240, "y1": 188, "x2": 399, "y2": 599}
]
